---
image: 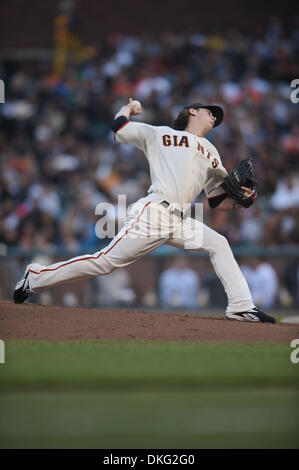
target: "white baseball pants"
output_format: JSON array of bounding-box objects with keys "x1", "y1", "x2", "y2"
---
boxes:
[{"x1": 28, "y1": 194, "x2": 254, "y2": 313}]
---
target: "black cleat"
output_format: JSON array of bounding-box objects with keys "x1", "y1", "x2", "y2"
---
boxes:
[
  {"x1": 13, "y1": 266, "x2": 32, "y2": 304},
  {"x1": 226, "y1": 307, "x2": 276, "y2": 324}
]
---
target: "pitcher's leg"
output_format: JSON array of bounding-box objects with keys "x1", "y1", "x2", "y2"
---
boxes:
[
  {"x1": 201, "y1": 226, "x2": 254, "y2": 313},
  {"x1": 29, "y1": 228, "x2": 165, "y2": 293},
  {"x1": 168, "y1": 220, "x2": 254, "y2": 313}
]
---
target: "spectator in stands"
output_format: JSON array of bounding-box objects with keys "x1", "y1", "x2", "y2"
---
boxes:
[
  {"x1": 159, "y1": 257, "x2": 200, "y2": 308},
  {"x1": 270, "y1": 173, "x2": 299, "y2": 210},
  {"x1": 241, "y1": 258, "x2": 279, "y2": 308},
  {"x1": 95, "y1": 269, "x2": 136, "y2": 307}
]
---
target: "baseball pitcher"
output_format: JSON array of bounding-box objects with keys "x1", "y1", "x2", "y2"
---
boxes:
[{"x1": 13, "y1": 99, "x2": 275, "y2": 323}]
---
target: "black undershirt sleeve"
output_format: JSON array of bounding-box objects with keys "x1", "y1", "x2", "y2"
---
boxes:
[
  {"x1": 208, "y1": 193, "x2": 227, "y2": 209},
  {"x1": 110, "y1": 115, "x2": 129, "y2": 132}
]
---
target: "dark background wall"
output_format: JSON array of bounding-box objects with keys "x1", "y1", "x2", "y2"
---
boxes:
[{"x1": 0, "y1": 0, "x2": 297, "y2": 51}]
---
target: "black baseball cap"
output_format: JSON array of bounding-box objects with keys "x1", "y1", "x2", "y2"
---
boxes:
[{"x1": 184, "y1": 103, "x2": 224, "y2": 127}]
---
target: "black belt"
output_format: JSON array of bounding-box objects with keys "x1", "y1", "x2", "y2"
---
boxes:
[{"x1": 160, "y1": 200, "x2": 184, "y2": 219}]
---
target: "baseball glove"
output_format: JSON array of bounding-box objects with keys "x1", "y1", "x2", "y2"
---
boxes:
[{"x1": 221, "y1": 158, "x2": 257, "y2": 208}]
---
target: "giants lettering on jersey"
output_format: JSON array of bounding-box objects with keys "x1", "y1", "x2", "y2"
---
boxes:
[
  {"x1": 197, "y1": 142, "x2": 219, "y2": 168},
  {"x1": 162, "y1": 135, "x2": 189, "y2": 147}
]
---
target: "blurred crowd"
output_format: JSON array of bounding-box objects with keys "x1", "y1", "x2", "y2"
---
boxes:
[
  {"x1": 0, "y1": 19, "x2": 299, "y2": 306},
  {"x1": 159, "y1": 255, "x2": 299, "y2": 310}
]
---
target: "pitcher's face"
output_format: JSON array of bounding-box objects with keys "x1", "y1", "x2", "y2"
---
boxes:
[{"x1": 193, "y1": 108, "x2": 217, "y2": 132}]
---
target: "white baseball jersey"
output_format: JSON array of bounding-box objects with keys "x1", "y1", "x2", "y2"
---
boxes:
[{"x1": 115, "y1": 121, "x2": 228, "y2": 209}]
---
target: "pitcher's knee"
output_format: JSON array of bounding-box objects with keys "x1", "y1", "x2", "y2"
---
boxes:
[{"x1": 97, "y1": 253, "x2": 118, "y2": 275}]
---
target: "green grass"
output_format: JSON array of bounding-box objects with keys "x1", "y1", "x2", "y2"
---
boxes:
[
  {"x1": 1, "y1": 341, "x2": 298, "y2": 389},
  {"x1": 0, "y1": 341, "x2": 298, "y2": 448}
]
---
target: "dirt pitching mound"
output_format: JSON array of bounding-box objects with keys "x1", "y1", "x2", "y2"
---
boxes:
[{"x1": 1, "y1": 301, "x2": 298, "y2": 343}]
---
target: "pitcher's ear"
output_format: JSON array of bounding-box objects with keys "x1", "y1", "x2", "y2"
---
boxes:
[{"x1": 188, "y1": 108, "x2": 197, "y2": 117}]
